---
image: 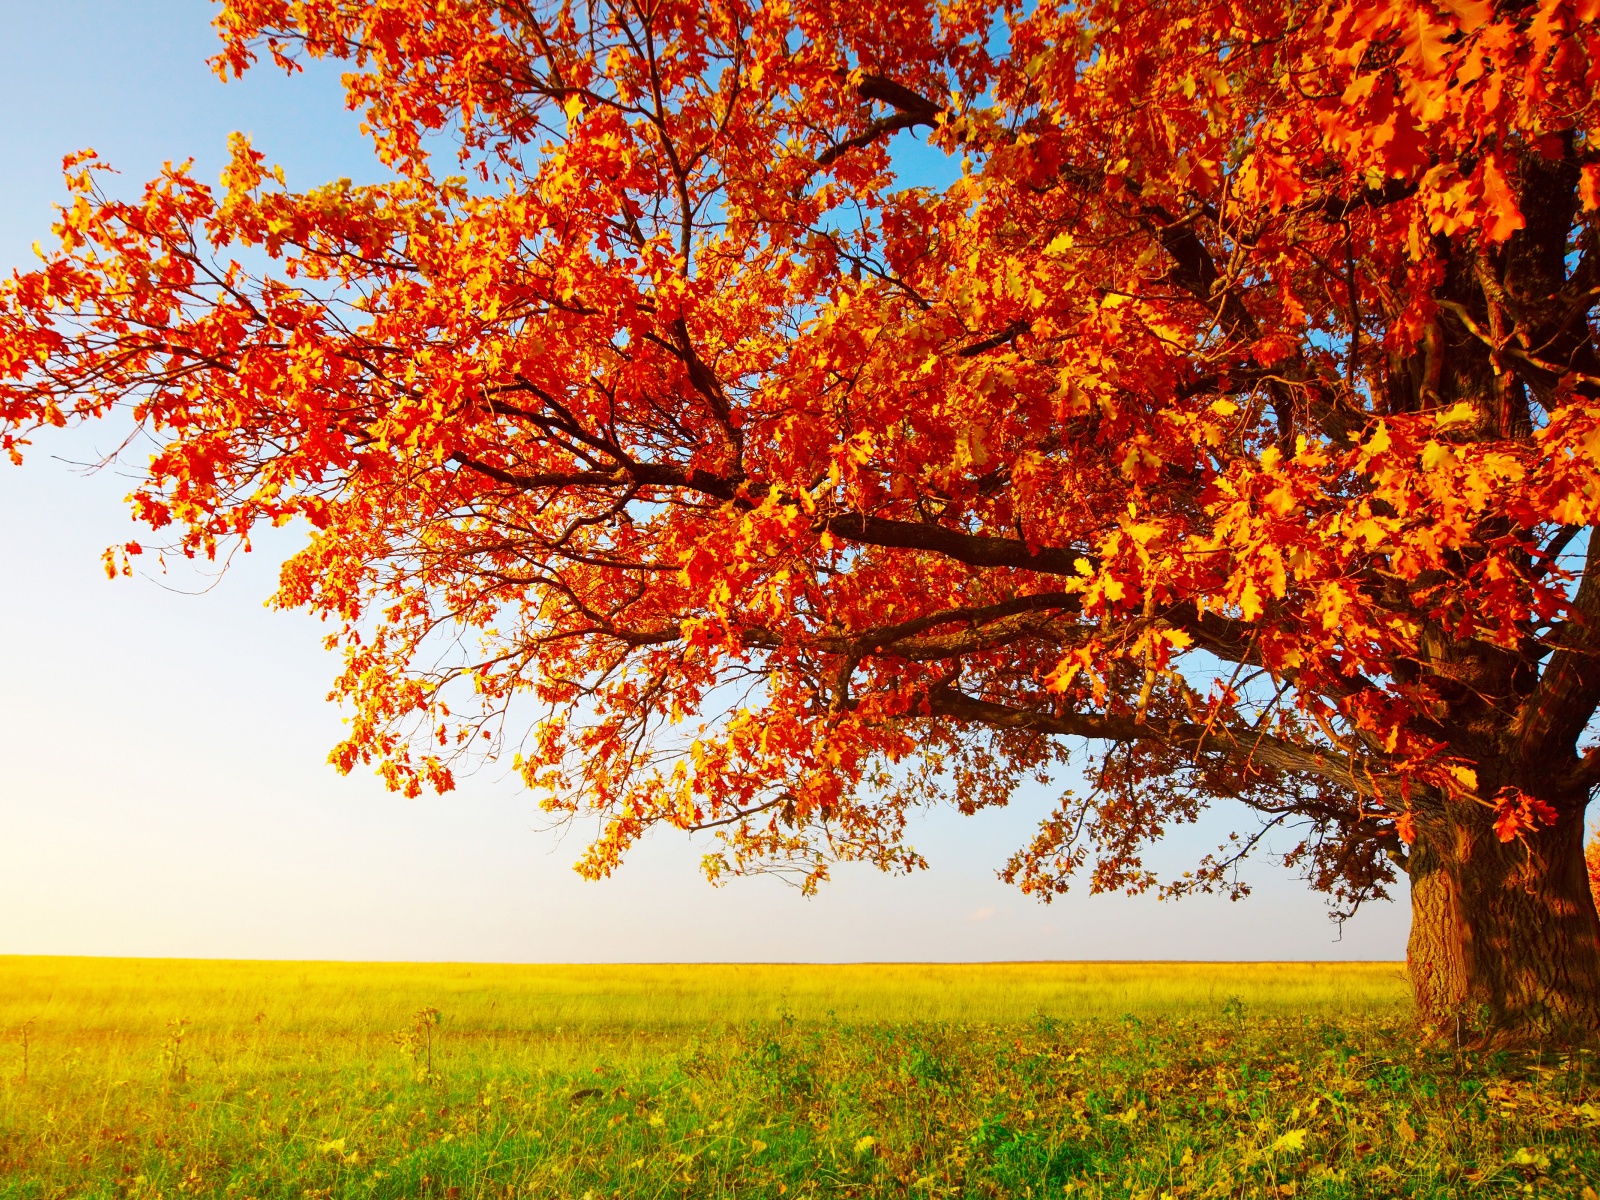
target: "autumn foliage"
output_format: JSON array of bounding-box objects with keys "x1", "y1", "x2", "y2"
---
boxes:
[
  {"x1": 3, "y1": 0, "x2": 1600, "y2": 1040},
  {"x1": 1590, "y1": 827, "x2": 1600, "y2": 903}
]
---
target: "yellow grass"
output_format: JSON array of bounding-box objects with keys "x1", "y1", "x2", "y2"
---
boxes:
[{"x1": 0, "y1": 956, "x2": 1410, "y2": 1034}]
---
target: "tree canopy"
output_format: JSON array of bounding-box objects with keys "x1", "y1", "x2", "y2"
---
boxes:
[{"x1": 3, "y1": 0, "x2": 1600, "y2": 1041}]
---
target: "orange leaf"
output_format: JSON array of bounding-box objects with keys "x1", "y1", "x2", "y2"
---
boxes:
[
  {"x1": 1437, "y1": 0, "x2": 1493, "y2": 32},
  {"x1": 1478, "y1": 156, "x2": 1526, "y2": 243},
  {"x1": 1581, "y1": 164, "x2": 1600, "y2": 213}
]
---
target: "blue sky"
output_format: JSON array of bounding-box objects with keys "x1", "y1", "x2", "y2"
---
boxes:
[{"x1": 0, "y1": 0, "x2": 1408, "y2": 963}]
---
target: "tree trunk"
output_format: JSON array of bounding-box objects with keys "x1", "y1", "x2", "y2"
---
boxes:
[{"x1": 1407, "y1": 797, "x2": 1600, "y2": 1045}]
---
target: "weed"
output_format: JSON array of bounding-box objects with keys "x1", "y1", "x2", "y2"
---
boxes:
[{"x1": 161, "y1": 1018, "x2": 188, "y2": 1085}]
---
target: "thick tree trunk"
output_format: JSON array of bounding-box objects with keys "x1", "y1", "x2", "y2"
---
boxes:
[{"x1": 1407, "y1": 798, "x2": 1600, "y2": 1045}]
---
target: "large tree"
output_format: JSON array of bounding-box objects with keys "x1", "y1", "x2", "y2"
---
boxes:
[{"x1": 4, "y1": 0, "x2": 1600, "y2": 1041}]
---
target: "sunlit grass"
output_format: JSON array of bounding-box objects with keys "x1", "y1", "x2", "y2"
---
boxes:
[
  {"x1": 1, "y1": 957, "x2": 1594, "y2": 1198},
  {"x1": 0, "y1": 958, "x2": 1410, "y2": 1033}
]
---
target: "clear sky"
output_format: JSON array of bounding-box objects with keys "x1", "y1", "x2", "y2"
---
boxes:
[{"x1": 0, "y1": 0, "x2": 1408, "y2": 963}]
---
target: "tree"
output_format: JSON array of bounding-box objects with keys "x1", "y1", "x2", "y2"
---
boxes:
[{"x1": 3, "y1": 0, "x2": 1599, "y2": 1043}]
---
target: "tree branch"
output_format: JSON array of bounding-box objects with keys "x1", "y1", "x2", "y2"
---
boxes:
[
  {"x1": 927, "y1": 685, "x2": 1392, "y2": 799},
  {"x1": 1513, "y1": 531, "x2": 1600, "y2": 766},
  {"x1": 815, "y1": 73, "x2": 942, "y2": 167}
]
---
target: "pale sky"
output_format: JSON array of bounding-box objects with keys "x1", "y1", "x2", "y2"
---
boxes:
[{"x1": 0, "y1": 0, "x2": 1408, "y2": 963}]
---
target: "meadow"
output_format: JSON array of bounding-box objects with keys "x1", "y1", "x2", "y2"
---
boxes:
[{"x1": 1, "y1": 957, "x2": 1596, "y2": 1199}]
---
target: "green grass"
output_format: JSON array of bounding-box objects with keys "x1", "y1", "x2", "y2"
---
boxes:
[{"x1": 1, "y1": 957, "x2": 1595, "y2": 1199}]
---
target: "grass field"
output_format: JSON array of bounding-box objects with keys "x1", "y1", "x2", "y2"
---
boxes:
[{"x1": 1, "y1": 957, "x2": 1596, "y2": 1199}]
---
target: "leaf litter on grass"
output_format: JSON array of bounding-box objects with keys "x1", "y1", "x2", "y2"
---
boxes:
[{"x1": 0, "y1": 958, "x2": 1596, "y2": 1198}]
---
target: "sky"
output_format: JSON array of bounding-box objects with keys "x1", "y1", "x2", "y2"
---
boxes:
[{"x1": 0, "y1": 0, "x2": 1409, "y2": 964}]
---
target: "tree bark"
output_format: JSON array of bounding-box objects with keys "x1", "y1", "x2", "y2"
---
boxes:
[{"x1": 1407, "y1": 796, "x2": 1600, "y2": 1045}]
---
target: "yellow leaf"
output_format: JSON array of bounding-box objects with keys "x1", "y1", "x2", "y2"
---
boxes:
[
  {"x1": 1044, "y1": 659, "x2": 1082, "y2": 693},
  {"x1": 1421, "y1": 441, "x2": 1454, "y2": 471},
  {"x1": 1210, "y1": 398, "x2": 1238, "y2": 417},
  {"x1": 1264, "y1": 487, "x2": 1298, "y2": 517},
  {"x1": 1434, "y1": 401, "x2": 1477, "y2": 429},
  {"x1": 854, "y1": 1136, "x2": 877, "y2": 1154},
  {"x1": 1270, "y1": 1129, "x2": 1308, "y2": 1153},
  {"x1": 1239, "y1": 580, "x2": 1263, "y2": 621},
  {"x1": 1447, "y1": 765, "x2": 1477, "y2": 793},
  {"x1": 1351, "y1": 517, "x2": 1390, "y2": 548}
]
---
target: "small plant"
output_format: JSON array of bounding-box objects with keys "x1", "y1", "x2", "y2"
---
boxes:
[
  {"x1": 17, "y1": 1018, "x2": 35, "y2": 1083},
  {"x1": 162, "y1": 1019, "x2": 189, "y2": 1084},
  {"x1": 396, "y1": 1006, "x2": 442, "y2": 1079}
]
